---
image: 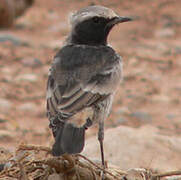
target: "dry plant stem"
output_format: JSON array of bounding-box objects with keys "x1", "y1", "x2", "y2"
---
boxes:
[
  {"x1": 16, "y1": 144, "x2": 128, "y2": 179},
  {"x1": 18, "y1": 144, "x2": 51, "y2": 153},
  {"x1": 18, "y1": 162, "x2": 28, "y2": 180},
  {"x1": 74, "y1": 166, "x2": 98, "y2": 180},
  {"x1": 0, "y1": 153, "x2": 29, "y2": 176},
  {"x1": 76, "y1": 154, "x2": 124, "y2": 180},
  {"x1": 153, "y1": 170, "x2": 181, "y2": 178},
  {"x1": 43, "y1": 157, "x2": 67, "y2": 173},
  {"x1": 43, "y1": 157, "x2": 101, "y2": 180},
  {"x1": 62, "y1": 154, "x2": 75, "y2": 169},
  {"x1": 77, "y1": 161, "x2": 104, "y2": 179},
  {"x1": 17, "y1": 152, "x2": 30, "y2": 162},
  {"x1": 17, "y1": 144, "x2": 125, "y2": 179}
]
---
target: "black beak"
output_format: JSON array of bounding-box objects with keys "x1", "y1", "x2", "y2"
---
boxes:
[
  {"x1": 111, "y1": 16, "x2": 133, "y2": 25},
  {"x1": 104, "y1": 16, "x2": 133, "y2": 42},
  {"x1": 106, "y1": 16, "x2": 133, "y2": 32}
]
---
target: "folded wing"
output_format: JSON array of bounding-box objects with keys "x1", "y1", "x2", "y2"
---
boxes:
[{"x1": 46, "y1": 45, "x2": 122, "y2": 119}]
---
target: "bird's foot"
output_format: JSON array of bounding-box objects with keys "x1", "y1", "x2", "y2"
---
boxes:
[
  {"x1": 100, "y1": 161, "x2": 108, "y2": 180},
  {"x1": 100, "y1": 170, "x2": 105, "y2": 180}
]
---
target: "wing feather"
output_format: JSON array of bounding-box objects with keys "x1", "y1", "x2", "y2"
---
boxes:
[{"x1": 46, "y1": 45, "x2": 122, "y2": 118}]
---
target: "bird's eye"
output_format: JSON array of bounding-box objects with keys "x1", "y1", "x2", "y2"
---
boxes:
[{"x1": 92, "y1": 17, "x2": 100, "y2": 23}]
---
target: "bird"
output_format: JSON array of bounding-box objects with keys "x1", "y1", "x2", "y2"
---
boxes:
[{"x1": 46, "y1": 4, "x2": 132, "y2": 176}]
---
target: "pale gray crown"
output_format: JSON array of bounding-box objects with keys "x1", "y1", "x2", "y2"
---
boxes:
[{"x1": 70, "y1": 5, "x2": 118, "y2": 27}]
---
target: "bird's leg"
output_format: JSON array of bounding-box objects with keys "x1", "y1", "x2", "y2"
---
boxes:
[
  {"x1": 92, "y1": 95, "x2": 113, "y2": 179},
  {"x1": 98, "y1": 121, "x2": 105, "y2": 179},
  {"x1": 98, "y1": 121, "x2": 105, "y2": 166}
]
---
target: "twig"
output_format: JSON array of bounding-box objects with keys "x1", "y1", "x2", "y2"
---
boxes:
[
  {"x1": 76, "y1": 154, "x2": 124, "y2": 179},
  {"x1": 18, "y1": 162, "x2": 28, "y2": 180},
  {"x1": 17, "y1": 144, "x2": 51, "y2": 153},
  {"x1": 153, "y1": 170, "x2": 181, "y2": 178}
]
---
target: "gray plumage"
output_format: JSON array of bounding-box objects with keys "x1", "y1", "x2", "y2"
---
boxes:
[{"x1": 46, "y1": 5, "x2": 132, "y2": 158}]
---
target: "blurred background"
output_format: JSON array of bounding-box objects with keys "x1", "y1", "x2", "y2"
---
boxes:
[{"x1": 0, "y1": 0, "x2": 181, "y2": 171}]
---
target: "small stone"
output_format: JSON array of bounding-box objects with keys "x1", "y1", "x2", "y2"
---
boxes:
[
  {"x1": 21, "y1": 57, "x2": 42, "y2": 68},
  {"x1": 155, "y1": 28, "x2": 175, "y2": 38},
  {"x1": 174, "y1": 47, "x2": 181, "y2": 55},
  {"x1": 0, "y1": 98, "x2": 12, "y2": 113},
  {"x1": 0, "y1": 130, "x2": 14, "y2": 140},
  {"x1": 117, "y1": 117, "x2": 126, "y2": 124},
  {"x1": 130, "y1": 111, "x2": 152, "y2": 122},
  {"x1": 0, "y1": 118, "x2": 7, "y2": 123},
  {"x1": 152, "y1": 94, "x2": 170, "y2": 102},
  {"x1": 165, "y1": 176, "x2": 181, "y2": 180},
  {"x1": 0, "y1": 34, "x2": 29, "y2": 46},
  {"x1": 15, "y1": 73, "x2": 38, "y2": 82},
  {"x1": 166, "y1": 114, "x2": 177, "y2": 120},
  {"x1": 47, "y1": 11, "x2": 59, "y2": 20},
  {"x1": 48, "y1": 22, "x2": 68, "y2": 33},
  {"x1": 128, "y1": 57, "x2": 139, "y2": 66},
  {"x1": 117, "y1": 107, "x2": 130, "y2": 115},
  {"x1": 18, "y1": 103, "x2": 37, "y2": 112}
]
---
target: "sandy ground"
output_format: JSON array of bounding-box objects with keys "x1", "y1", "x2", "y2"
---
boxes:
[{"x1": 0, "y1": 0, "x2": 180, "y2": 155}]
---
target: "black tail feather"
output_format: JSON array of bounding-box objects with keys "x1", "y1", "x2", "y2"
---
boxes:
[
  {"x1": 61, "y1": 123, "x2": 85, "y2": 154},
  {"x1": 52, "y1": 125, "x2": 65, "y2": 156},
  {"x1": 51, "y1": 123, "x2": 86, "y2": 156}
]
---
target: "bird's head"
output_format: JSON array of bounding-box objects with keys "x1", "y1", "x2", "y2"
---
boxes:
[{"x1": 68, "y1": 5, "x2": 132, "y2": 46}]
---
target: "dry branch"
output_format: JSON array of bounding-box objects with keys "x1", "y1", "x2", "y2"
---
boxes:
[{"x1": 0, "y1": 144, "x2": 181, "y2": 180}]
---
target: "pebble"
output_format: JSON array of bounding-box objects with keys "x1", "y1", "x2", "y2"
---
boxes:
[
  {"x1": 47, "y1": 11, "x2": 59, "y2": 20},
  {"x1": 18, "y1": 103, "x2": 37, "y2": 112},
  {"x1": 0, "y1": 130, "x2": 14, "y2": 140},
  {"x1": 0, "y1": 118, "x2": 7, "y2": 123},
  {"x1": 174, "y1": 47, "x2": 181, "y2": 55},
  {"x1": 48, "y1": 22, "x2": 68, "y2": 33},
  {"x1": 21, "y1": 57, "x2": 42, "y2": 68},
  {"x1": 152, "y1": 94, "x2": 170, "y2": 103},
  {"x1": 117, "y1": 117, "x2": 127, "y2": 124},
  {"x1": 130, "y1": 111, "x2": 152, "y2": 122},
  {"x1": 116, "y1": 107, "x2": 130, "y2": 115},
  {"x1": 165, "y1": 176, "x2": 181, "y2": 180},
  {"x1": 0, "y1": 33, "x2": 29, "y2": 46},
  {"x1": 155, "y1": 28, "x2": 175, "y2": 38},
  {"x1": 15, "y1": 73, "x2": 38, "y2": 82},
  {"x1": 166, "y1": 114, "x2": 177, "y2": 120},
  {"x1": 128, "y1": 57, "x2": 140, "y2": 66},
  {"x1": 0, "y1": 98, "x2": 12, "y2": 113}
]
